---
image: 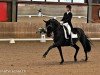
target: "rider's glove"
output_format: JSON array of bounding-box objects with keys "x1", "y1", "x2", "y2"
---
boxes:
[{"x1": 60, "y1": 21, "x2": 63, "y2": 25}]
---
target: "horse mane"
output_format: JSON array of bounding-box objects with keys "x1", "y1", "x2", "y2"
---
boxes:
[{"x1": 49, "y1": 19, "x2": 61, "y2": 28}]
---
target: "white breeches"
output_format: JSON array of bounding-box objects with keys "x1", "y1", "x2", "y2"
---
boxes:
[
  {"x1": 62, "y1": 23, "x2": 78, "y2": 39},
  {"x1": 63, "y1": 23, "x2": 71, "y2": 35}
]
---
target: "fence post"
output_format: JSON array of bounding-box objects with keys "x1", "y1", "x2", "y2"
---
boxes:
[{"x1": 40, "y1": 34, "x2": 46, "y2": 42}]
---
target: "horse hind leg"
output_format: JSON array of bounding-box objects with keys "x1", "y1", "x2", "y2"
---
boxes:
[{"x1": 72, "y1": 44, "x2": 80, "y2": 62}]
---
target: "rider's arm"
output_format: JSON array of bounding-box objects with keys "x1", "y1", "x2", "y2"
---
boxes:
[
  {"x1": 61, "y1": 13, "x2": 72, "y2": 23},
  {"x1": 61, "y1": 13, "x2": 66, "y2": 22},
  {"x1": 64, "y1": 13, "x2": 72, "y2": 23}
]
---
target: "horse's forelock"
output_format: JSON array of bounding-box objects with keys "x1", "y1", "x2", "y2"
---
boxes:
[{"x1": 49, "y1": 19, "x2": 60, "y2": 26}]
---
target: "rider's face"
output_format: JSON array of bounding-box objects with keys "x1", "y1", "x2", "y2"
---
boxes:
[{"x1": 66, "y1": 7, "x2": 70, "y2": 12}]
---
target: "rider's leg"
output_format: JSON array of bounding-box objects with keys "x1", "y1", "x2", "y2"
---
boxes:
[
  {"x1": 63, "y1": 23, "x2": 74, "y2": 45},
  {"x1": 70, "y1": 32, "x2": 74, "y2": 45}
]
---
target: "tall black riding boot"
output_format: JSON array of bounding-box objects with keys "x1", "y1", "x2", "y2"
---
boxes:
[{"x1": 69, "y1": 35, "x2": 74, "y2": 46}]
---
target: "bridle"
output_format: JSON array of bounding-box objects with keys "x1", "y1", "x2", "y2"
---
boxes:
[
  {"x1": 46, "y1": 21, "x2": 56, "y2": 30},
  {"x1": 45, "y1": 20, "x2": 58, "y2": 33}
]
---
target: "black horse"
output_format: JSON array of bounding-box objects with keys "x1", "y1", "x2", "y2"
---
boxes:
[{"x1": 43, "y1": 19, "x2": 92, "y2": 64}]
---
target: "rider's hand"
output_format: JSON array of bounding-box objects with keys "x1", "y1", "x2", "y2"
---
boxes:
[{"x1": 60, "y1": 21, "x2": 63, "y2": 25}]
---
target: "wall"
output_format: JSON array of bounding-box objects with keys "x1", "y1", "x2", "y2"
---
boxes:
[
  {"x1": 0, "y1": 22, "x2": 99, "y2": 38},
  {"x1": 17, "y1": 16, "x2": 87, "y2": 23},
  {"x1": 7, "y1": 2, "x2": 12, "y2": 22},
  {"x1": 18, "y1": 4, "x2": 87, "y2": 16},
  {"x1": 92, "y1": 4, "x2": 100, "y2": 22}
]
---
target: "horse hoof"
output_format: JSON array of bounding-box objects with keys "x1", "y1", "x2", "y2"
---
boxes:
[
  {"x1": 60, "y1": 62, "x2": 63, "y2": 65},
  {"x1": 84, "y1": 57, "x2": 88, "y2": 61},
  {"x1": 81, "y1": 59, "x2": 88, "y2": 62},
  {"x1": 74, "y1": 59, "x2": 77, "y2": 62},
  {"x1": 85, "y1": 59, "x2": 88, "y2": 62},
  {"x1": 60, "y1": 60, "x2": 64, "y2": 64},
  {"x1": 43, "y1": 54, "x2": 46, "y2": 58}
]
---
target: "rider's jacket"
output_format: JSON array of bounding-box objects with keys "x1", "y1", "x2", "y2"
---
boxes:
[{"x1": 61, "y1": 12, "x2": 73, "y2": 29}]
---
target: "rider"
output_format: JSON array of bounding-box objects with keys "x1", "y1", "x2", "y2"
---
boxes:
[{"x1": 61, "y1": 5, "x2": 74, "y2": 45}]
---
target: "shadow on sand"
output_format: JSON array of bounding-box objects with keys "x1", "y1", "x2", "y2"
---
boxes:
[{"x1": 31, "y1": 60, "x2": 92, "y2": 67}]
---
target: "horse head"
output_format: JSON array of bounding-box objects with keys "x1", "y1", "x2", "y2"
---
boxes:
[{"x1": 43, "y1": 19, "x2": 59, "y2": 37}]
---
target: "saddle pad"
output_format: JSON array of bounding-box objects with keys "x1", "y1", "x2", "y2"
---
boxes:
[{"x1": 71, "y1": 32, "x2": 78, "y2": 38}]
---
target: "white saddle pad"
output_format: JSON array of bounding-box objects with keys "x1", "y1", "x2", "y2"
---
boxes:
[{"x1": 71, "y1": 32, "x2": 78, "y2": 38}]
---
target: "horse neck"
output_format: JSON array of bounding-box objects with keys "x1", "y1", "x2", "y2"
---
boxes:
[{"x1": 53, "y1": 23, "x2": 61, "y2": 36}]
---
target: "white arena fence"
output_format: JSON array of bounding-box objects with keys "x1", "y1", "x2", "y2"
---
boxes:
[
  {"x1": 0, "y1": 37, "x2": 99, "y2": 44},
  {"x1": 18, "y1": 14, "x2": 87, "y2": 19}
]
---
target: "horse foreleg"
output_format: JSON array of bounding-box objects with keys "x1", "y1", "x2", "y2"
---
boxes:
[
  {"x1": 84, "y1": 51, "x2": 88, "y2": 61},
  {"x1": 57, "y1": 46, "x2": 64, "y2": 64},
  {"x1": 72, "y1": 44, "x2": 80, "y2": 62},
  {"x1": 43, "y1": 44, "x2": 56, "y2": 58}
]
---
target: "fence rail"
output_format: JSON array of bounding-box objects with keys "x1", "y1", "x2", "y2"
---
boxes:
[
  {"x1": 0, "y1": 38, "x2": 99, "y2": 44},
  {"x1": 18, "y1": 15, "x2": 87, "y2": 19}
]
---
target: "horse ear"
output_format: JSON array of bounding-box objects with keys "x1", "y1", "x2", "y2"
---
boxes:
[{"x1": 43, "y1": 20, "x2": 47, "y2": 23}]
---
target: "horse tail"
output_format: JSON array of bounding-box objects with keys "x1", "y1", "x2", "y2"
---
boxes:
[{"x1": 76, "y1": 28, "x2": 92, "y2": 52}]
